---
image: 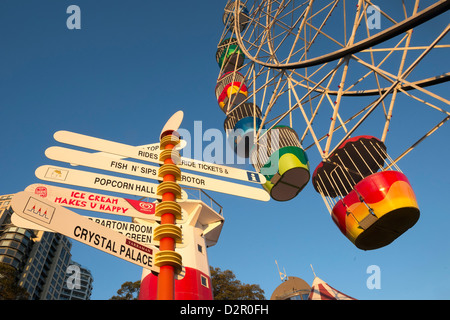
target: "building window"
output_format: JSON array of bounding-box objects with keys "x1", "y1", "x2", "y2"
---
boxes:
[
  {"x1": 197, "y1": 244, "x2": 203, "y2": 253},
  {"x1": 200, "y1": 275, "x2": 209, "y2": 288}
]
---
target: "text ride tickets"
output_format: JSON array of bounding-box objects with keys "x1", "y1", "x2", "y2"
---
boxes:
[
  {"x1": 53, "y1": 130, "x2": 266, "y2": 184},
  {"x1": 45, "y1": 146, "x2": 270, "y2": 202},
  {"x1": 10, "y1": 191, "x2": 160, "y2": 271},
  {"x1": 25, "y1": 183, "x2": 158, "y2": 220},
  {"x1": 34, "y1": 165, "x2": 188, "y2": 201}
]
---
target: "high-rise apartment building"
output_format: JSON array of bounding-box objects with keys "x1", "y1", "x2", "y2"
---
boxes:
[
  {"x1": 0, "y1": 193, "x2": 92, "y2": 300},
  {"x1": 17, "y1": 230, "x2": 73, "y2": 299},
  {"x1": 0, "y1": 194, "x2": 33, "y2": 271}
]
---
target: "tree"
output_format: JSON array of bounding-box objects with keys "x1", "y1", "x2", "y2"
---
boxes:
[
  {"x1": 110, "y1": 280, "x2": 141, "y2": 300},
  {"x1": 210, "y1": 266, "x2": 265, "y2": 300},
  {"x1": 0, "y1": 262, "x2": 29, "y2": 300}
]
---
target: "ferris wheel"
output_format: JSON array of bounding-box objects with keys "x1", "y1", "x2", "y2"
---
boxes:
[{"x1": 214, "y1": 0, "x2": 450, "y2": 250}]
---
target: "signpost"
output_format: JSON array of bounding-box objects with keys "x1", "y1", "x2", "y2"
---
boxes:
[
  {"x1": 10, "y1": 191, "x2": 160, "y2": 272},
  {"x1": 11, "y1": 110, "x2": 275, "y2": 301},
  {"x1": 53, "y1": 130, "x2": 267, "y2": 185},
  {"x1": 45, "y1": 146, "x2": 270, "y2": 201}
]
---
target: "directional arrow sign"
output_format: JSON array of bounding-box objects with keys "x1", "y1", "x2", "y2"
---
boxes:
[
  {"x1": 11, "y1": 214, "x2": 156, "y2": 247},
  {"x1": 35, "y1": 165, "x2": 188, "y2": 201},
  {"x1": 13, "y1": 212, "x2": 155, "y2": 246},
  {"x1": 79, "y1": 139, "x2": 187, "y2": 166},
  {"x1": 54, "y1": 130, "x2": 266, "y2": 184},
  {"x1": 10, "y1": 191, "x2": 160, "y2": 271},
  {"x1": 45, "y1": 146, "x2": 270, "y2": 201},
  {"x1": 25, "y1": 183, "x2": 159, "y2": 220},
  {"x1": 87, "y1": 216, "x2": 154, "y2": 246}
]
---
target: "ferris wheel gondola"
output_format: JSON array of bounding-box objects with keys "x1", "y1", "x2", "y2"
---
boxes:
[{"x1": 311, "y1": 136, "x2": 419, "y2": 250}]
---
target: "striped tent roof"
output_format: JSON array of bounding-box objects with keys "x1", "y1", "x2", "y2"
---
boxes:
[{"x1": 308, "y1": 277, "x2": 356, "y2": 300}]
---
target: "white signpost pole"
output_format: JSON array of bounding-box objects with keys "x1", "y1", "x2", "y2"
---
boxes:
[{"x1": 10, "y1": 191, "x2": 160, "y2": 272}]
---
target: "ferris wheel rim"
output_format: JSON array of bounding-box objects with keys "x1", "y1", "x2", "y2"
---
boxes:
[{"x1": 234, "y1": 0, "x2": 450, "y2": 69}]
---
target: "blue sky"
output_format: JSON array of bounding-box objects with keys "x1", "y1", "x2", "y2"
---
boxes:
[{"x1": 1, "y1": 1, "x2": 449, "y2": 300}]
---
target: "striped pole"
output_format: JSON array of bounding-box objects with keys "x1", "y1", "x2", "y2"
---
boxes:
[{"x1": 154, "y1": 131, "x2": 183, "y2": 300}]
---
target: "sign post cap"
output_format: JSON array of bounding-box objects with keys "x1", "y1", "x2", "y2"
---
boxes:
[{"x1": 160, "y1": 110, "x2": 184, "y2": 139}]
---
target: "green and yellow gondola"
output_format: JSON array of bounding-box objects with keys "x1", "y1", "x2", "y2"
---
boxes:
[{"x1": 251, "y1": 125, "x2": 310, "y2": 201}]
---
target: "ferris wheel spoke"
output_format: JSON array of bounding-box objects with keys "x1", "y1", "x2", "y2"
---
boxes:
[
  {"x1": 303, "y1": 99, "x2": 378, "y2": 153},
  {"x1": 361, "y1": 44, "x2": 450, "y2": 53},
  {"x1": 257, "y1": 71, "x2": 290, "y2": 134},
  {"x1": 288, "y1": 66, "x2": 331, "y2": 93},
  {"x1": 264, "y1": 0, "x2": 289, "y2": 59},
  {"x1": 286, "y1": 75, "x2": 324, "y2": 155},
  {"x1": 302, "y1": 17, "x2": 345, "y2": 51},
  {"x1": 363, "y1": 0, "x2": 399, "y2": 25},
  {"x1": 328, "y1": 31, "x2": 411, "y2": 96},
  {"x1": 323, "y1": 56, "x2": 353, "y2": 156},
  {"x1": 361, "y1": 2, "x2": 391, "y2": 117},
  {"x1": 398, "y1": 87, "x2": 450, "y2": 116},
  {"x1": 380, "y1": 21, "x2": 416, "y2": 141},
  {"x1": 324, "y1": 92, "x2": 349, "y2": 133},
  {"x1": 321, "y1": 73, "x2": 450, "y2": 97},
  {"x1": 328, "y1": 81, "x2": 399, "y2": 156},
  {"x1": 349, "y1": 24, "x2": 450, "y2": 107},
  {"x1": 386, "y1": 115, "x2": 450, "y2": 169}
]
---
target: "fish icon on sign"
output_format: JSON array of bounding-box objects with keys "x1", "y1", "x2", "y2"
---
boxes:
[{"x1": 23, "y1": 197, "x2": 55, "y2": 224}]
